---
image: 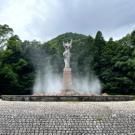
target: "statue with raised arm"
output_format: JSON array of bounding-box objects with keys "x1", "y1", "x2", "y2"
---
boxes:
[{"x1": 63, "y1": 39, "x2": 72, "y2": 68}]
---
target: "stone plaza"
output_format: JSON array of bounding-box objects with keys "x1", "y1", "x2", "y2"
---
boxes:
[{"x1": 0, "y1": 100, "x2": 135, "y2": 135}]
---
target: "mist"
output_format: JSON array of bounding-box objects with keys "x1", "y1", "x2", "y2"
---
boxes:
[
  {"x1": 33, "y1": 67, "x2": 101, "y2": 95},
  {"x1": 33, "y1": 64, "x2": 63, "y2": 95},
  {"x1": 28, "y1": 43, "x2": 101, "y2": 95},
  {"x1": 73, "y1": 75, "x2": 101, "y2": 95}
]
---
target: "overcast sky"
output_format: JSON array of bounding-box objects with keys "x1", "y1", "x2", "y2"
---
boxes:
[{"x1": 0, "y1": 0, "x2": 135, "y2": 42}]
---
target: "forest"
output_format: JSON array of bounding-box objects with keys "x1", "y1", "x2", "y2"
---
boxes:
[{"x1": 0, "y1": 24, "x2": 135, "y2": 95}]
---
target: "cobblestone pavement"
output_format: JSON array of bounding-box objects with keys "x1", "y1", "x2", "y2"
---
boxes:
[{"x1": 0, "y1": 100, "x2": 135, "y2": 135}]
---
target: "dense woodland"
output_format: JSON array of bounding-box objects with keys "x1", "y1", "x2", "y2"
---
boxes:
[{"x1": 0, "y1": 24, "x2": 135, "y2": 95}]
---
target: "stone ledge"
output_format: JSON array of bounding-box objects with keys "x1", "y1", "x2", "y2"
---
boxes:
[{"x1": 1, "y1": 95, "x2": 134, "y2": 101}]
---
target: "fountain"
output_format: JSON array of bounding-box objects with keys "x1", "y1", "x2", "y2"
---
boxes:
[{"x1": 1, "y1": 40, "x2": 134, "y2": 101}]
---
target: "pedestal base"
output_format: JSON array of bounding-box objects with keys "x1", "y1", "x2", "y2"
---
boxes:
[
  {"x1": 60, "y1": 89, "x2": 80, "y2": 96},
  {"x1": 62, "y1": 68, "x2": 79, "y2": 96},
  {"x1": 63, "y1": 68, "x2": 72, "y2": 90}
]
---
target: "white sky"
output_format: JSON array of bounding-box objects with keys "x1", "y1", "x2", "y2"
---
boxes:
[{"x1": 0, "y1": 0, "x2": 135, "y2": 42}]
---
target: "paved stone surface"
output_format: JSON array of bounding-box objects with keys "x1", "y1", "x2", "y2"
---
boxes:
[{"x1": 0, "y1": 100, "x2": 135, "y2": 135}]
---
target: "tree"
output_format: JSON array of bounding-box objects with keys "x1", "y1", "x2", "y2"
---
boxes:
[
  {"x1": 0, "y1": 24, "x2": 13, "y2": 50},
  {"x1": 93, "y1": 31, "x2": 106, "y2": 76},
  {"x1": 131, "y1": 30, "x2": 135, "y2": 46},
  {"x1": 0, "y1": 31, "x2": 34, "y2": 95}
]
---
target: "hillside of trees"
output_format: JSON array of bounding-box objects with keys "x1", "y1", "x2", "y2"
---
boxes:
[{"x1": 0, "y1": 24, "x2": 135, "y2": 95}]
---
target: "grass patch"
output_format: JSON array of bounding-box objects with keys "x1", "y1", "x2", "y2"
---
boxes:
[{"x1": 96, "y1": 116, "x2": 103, "y2": 121}]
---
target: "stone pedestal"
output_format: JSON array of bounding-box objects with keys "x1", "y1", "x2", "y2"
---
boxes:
[
  {"x1": 61, "y1": 68, "x2": 80, "y2": 96},
  {"x1": 63, "y1": 68, "x2": 72, "y2": 90}
]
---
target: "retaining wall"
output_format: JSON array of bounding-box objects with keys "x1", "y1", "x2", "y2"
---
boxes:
[{"x1": 1, "y1": 95, "x2": 134, "y2": 101}]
